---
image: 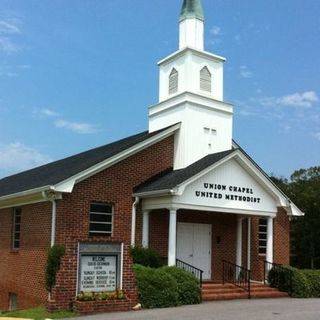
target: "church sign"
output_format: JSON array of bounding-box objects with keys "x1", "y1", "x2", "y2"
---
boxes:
[
  {"x1": 78, "y1": 243, "x2": 121, "y2": 293},
  {"x1": 79, "y1": 255, "x2": 117, "y2": 292},
  {"x1": 195, "y1": 183, "x2": 261, "y2": 204}
]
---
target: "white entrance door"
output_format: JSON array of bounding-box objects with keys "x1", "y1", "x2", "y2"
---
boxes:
[{"x1": 177, "y1": 222, "x2": 212, "y2": 280}]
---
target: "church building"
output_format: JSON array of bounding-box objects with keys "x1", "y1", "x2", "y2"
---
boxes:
[{"x1": 0, "y1": 0, "x2": 303, "y2": 313}]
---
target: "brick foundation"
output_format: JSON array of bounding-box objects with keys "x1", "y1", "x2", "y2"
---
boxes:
[{"x1": 73, "y1": 298, "x2": 135, "y2": 315}]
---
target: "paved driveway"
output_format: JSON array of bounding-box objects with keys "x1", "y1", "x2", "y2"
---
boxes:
[{"x1": 71, "y1": 298, "x2": 320, "y2": 320}]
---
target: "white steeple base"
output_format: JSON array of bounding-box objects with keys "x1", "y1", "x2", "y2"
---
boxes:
[{"x1": 179, "y1": 18, "x2": 204, "y2": 50}]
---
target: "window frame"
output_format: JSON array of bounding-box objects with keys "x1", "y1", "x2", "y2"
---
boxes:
[
  {"x1": 258, "y1": 218, "x2": 268, "y2": 255},
  {"x1": 89, "y1": 202, "x2": 114, "y2": 237},
  {"x1": 168, "y1": 68, "x2": 178, "y2": 95},
  {"x1": 200, "y1": 66, "x2": 212, "y2": 93},
  {"x1": 12, "y1": 208, "x2": 22, "y2": 250}
]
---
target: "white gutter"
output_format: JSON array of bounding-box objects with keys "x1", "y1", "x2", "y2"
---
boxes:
[
  {"x1": 131, "y1": 197, "x2": 140, "y2": 246},
  {"x1": 0, "y1": 185, "x2": 54, "y2": 202}
]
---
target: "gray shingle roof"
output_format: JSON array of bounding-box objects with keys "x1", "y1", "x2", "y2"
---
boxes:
[
  {"x1": 134, "y1": 149, "x2": 235, "y2": 194},
  {"x1": 0, "y1": 128, "x2": 168, "y2": 198}
]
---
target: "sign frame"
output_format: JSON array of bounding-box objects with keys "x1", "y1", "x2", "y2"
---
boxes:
[{"x1": 77, "y1": 243, "x2": 122, "y2": 294}]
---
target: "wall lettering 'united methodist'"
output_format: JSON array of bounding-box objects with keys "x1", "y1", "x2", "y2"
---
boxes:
[{"x1": 195, "y1": 183, "x2": 261, "y2": 203}]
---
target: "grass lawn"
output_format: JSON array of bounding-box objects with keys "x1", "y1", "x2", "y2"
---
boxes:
[{"x1": 0, "y1": 306, "x2": 77, "y2": 320}]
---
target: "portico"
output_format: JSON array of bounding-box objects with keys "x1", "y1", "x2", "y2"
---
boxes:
[{"x1": 133, "y1": 148, "x2": 300, "y2": 281}]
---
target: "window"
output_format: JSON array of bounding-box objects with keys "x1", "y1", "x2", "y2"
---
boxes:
[
  {"x1": 12, "y1": 208, "x2": 21, "y2": 250},
  {"x1": 258, "y1": 218, "x2": 268, "y2": 255},
  {"x1": 204, "y1": 127, "x2": 217, "y2": 151},
  {"x1": 89, "y1": 203, "x2": 113, "y2": 236},
  {"x1": 9, "y1": 293, "x2": 18, "y2": 311},
  {"x1": 169, "y1": 68, "x2": 178, "y2": 95},
  {"x1": 200, "y1": 66, "x2": 212, "y2": 92}
]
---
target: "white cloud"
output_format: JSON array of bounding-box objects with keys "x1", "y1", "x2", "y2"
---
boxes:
[
  {"x1": 239, "y1": 65, "x2": 253, "y2": 78},
  {"x1": 313, "y1": 132, "x2": 320, "y2": 141},
  {"x1": 54, "y1": 119, "x2": 98, "y2": 134},
  {"x1": 0, "y1": 37, "x2": 20, "y2": 53},
  {"x1": 210, "y1": 26, "x2": 221, "y2": 36},
  {"x1": 0, "y1": 20, "x2": 21, "y2": 34},
  {"x1": 0, "y1": 16, "x2": 22, "y2": 53},
  {"x1": 42, "y1": 108, "x2": 59, "y2": 117},
  {"x1": 277, "y1": 91, "x2": 318, "y2": 108},
  {"x1": 0, "y1": 64, "x2": 30, "y2": 77},
  {"x1": 261, "y1": 91, "x2": 319, "y2": 108},
  {"x1": 0, "y1": 142, "x2": 51, "y2": 176}
]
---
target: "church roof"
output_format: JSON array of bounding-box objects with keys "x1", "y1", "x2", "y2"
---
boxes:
[
  {"x1": 180, "y1": 0, "x2": 204, "y2": 21},
  {"x1": 134, "y1": 149, "x2": 235, "y2": 194},
  {"x1": 0, "y1": 126, "x2": 175, "y2": 199}
]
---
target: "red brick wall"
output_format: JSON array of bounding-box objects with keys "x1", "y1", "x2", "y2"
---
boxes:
[
  {"x1": 0, "y1": 202, "x2": 51, "y2": 310},
  {"x1": 251, "y1": 208, "x2": 290, "y2": 281},
  {"x1": 49, "y1": 136, "x2": 174, "y2": 310}
]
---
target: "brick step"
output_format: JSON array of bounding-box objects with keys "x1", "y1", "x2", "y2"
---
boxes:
[
  {"x1": 202, "y1": 283, "x2": 238, "y2": 290},
  {"x1": 202, "y1": 292, "x2": 249, "y2": 301},
  {"x1": 251, "y1": 286, "x2": 282, "y2": 293},
  {"x1": 201, "y1": 283, "x2": 289, "y2": 301},
  {"x1": 250, "y1": 291, "x2": 289, "y2": 299},
  {"x1": 202, "y1": 287, "x2": 244, "y2": 294}
]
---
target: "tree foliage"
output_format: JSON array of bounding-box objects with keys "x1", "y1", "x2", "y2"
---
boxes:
[
  {"x1": 45, "y1": 245, "x2": 65, "y2": 292},
  {"x1": 271, "y1": 166, "x2": 320, "y2": 269}
]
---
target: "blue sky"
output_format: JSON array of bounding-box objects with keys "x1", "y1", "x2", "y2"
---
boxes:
[{"x1": 0, "y1": 0, "x2": 319, "y2": 179}]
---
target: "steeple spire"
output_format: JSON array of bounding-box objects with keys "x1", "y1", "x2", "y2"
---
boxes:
[
  {"x1": 180, "y1": 0, "x2": 204, "y2": 22},
  {"x1": 179, "y1": 0, "x2": 205, "y2": 51}
]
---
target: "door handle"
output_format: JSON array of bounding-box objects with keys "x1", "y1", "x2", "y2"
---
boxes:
[{"x1": 189, "y1": 254, "x2": 193, "y2": 258}]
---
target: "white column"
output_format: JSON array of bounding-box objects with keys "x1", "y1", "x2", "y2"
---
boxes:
[
  {"x1": 266, "y1": 217, "x2": 274, "y2": 264},
  {"x1": 247, "y1": 217, "x2": 251, "y2": 270},
  {"x1": 236, "y1": 217, "x2": 243, "y2": 267},
  {"x1": 168, "y1": 209, "x2": 177, "y2": 266},
  {"x1": 142, "y1": 211, "x2": 150, "y2": 248}
]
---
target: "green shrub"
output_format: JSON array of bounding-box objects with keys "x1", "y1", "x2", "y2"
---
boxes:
[
  {"x1": 45, "y1": 245, "x2": 65, "y2": 292},
  {"x1": 268, "y1": 265, "x2": 320, "y2": 298},
  {"x1": 133, "y1": 264, "x2": 179, "y2": 309},
  {"x1": 130, "y1": 246, "x2": 162, "y2": 268},
  {"x1": 76, "y1": 290, "x2": 126, "y2": 301},
  {"x1": 161, "y1": 266, "x2": 201, "y2": 305},
  {"x1": 303, "y1": 270, "x2": 320, "y2": 297}
]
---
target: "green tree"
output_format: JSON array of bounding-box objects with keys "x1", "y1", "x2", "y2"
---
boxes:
[{"x1": 272, "y1": 167, "x2": 320, "y2": 269}]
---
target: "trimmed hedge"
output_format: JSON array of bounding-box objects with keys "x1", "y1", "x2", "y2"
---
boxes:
[
  {"x1": 161, "y1": 266, "x2": 201, "y2": 305},
  {"x1": 130, "y1": 247, "x2": 162, "y2": 268},
  {"x1": 133, "y1": 264, "x2": 200, "y2": 309},
  {"x1": 268, "y1": 265, "x2": 320, "y2": 298}
]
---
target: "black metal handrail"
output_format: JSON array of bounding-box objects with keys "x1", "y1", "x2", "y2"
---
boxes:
[
  {"x1": 222, "y1": 260, "x2": 251, "y2": 298},
  {"x1": 264, "y1": 260, "x2": 293, "y2": 296},
  {"x1": 176, "y1": 259, "x2": 204, "y2": 287}
]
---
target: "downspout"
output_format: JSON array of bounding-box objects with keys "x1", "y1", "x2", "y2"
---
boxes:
[
  {"x1": 131, "y1": 197, "x2": 140, "y2": 246},
  {"x1": 42, "y1": 190, "x2": 58, "y2": 248},
  {"x1": 51, "y1": 199, "x2": 57, "y2": 247}
]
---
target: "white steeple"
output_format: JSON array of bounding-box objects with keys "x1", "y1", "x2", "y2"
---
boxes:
[
  {"x1": 179, "y1": 0, "x2": 205, "y2": 50},
  {"x1": 148, "y1": 0, "x2": 233, "y2": 170}
]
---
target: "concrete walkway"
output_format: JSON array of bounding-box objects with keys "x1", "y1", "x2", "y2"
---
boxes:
[{"x1": 70, "y1": 298, "x2": 320, "y2": 320}]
